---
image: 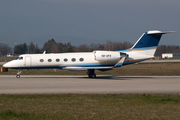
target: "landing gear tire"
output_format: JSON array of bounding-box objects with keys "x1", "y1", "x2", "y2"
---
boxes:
[
  {"x1": 88, "y1": 75, "x2": 92, "y2": 78},
  {"x1": 87, "y1": 69, "x2": 96, "y2": 78},
  {"x1": 16, "y1": 70, "x2": 22, "y2": 78},
  {"x1": 16, "y1": 74, "x2": 20, "y2": 78},
  {"x1": 91, "y1": 74, "x2": 96, "y2": 78}
]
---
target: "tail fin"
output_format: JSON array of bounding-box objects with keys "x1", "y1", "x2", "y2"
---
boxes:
[
  {"x1": 130, "y1": 30, "x2": 175, "y2": 56},
  {"x1": 131, "y1": 30, "x2": 175, "y2": 49}
]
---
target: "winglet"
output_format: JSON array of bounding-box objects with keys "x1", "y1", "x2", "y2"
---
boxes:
[{"x1": 43, "y1": 51, "x2": 46, "y2": 54}]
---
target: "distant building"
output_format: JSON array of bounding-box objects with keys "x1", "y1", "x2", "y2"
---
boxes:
[
  {"x1": 162, "y1": 53, "x2": 180, "y2": 58},
  {"x1": 7, "y1": 53, "x2": 14, "y2": 57}
]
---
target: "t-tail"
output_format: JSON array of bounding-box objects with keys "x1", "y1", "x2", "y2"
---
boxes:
[
  {"x1": 129, "y1": 30, "x2": 175, "y2": 56},
  {"x1": 119, "y1": 30, "x2": 175, "y2": 65}
]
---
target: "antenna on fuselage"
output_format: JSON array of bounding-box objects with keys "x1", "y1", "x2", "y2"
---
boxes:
[{"x1": 43, "y1": 51, "x2": 46, "y2": 54}]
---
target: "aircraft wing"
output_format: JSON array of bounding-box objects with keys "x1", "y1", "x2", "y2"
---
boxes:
[{"x1": 62, "y1": 66, "x2": 114, "y2": 71}]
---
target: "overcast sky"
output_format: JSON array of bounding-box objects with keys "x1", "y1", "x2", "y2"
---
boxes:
[{"x1": 0, "y1": 0, "x2": 179, "y2": 48}]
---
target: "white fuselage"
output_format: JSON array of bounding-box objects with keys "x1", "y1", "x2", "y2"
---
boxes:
[{"x1": 3, "y1": 48, "x2": 154, "y2": 70}]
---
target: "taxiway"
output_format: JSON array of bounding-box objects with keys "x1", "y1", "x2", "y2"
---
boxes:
[{"x1": 0, "y1": 75, "x2": 180, "y2": 94}]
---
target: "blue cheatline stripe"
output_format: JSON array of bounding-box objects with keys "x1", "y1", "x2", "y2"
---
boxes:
[
  {"x1": 59, "y1": 63, "x2": 116, "y2": 69},
  {"x1": 116, "y1": 46, "x2": 156, "y2": 52},
  {"x1": 8, "y1": 62, "x2": 117, "y2": 69}
]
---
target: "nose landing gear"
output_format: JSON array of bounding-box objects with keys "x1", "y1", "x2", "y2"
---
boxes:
[
  {"x1": 16, "y1": 70, "x2": 22, "y2": 78},
  {"x1": 87, "y1": 69, "x2": 96, "y2": 78}
]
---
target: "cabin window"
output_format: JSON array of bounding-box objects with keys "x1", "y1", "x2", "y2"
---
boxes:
[
  {"x1": 40, "y1": 59, "x2": 44, "y2": 62},
  {"x1": 56, "y1": 59, "x2": 60, "y2": 62},
  {"x1": 48, "y1": 59, "x2": 52, "y2": 62},
  {"x1": 71, "y1": 58, "x2": 76, "y2": 62},
  {"x1": 79, "y1": 58, "x2": 84, "y2": 62},
  {"x1": 64, "y1": 58, "x2": 68, "y2": 62}
]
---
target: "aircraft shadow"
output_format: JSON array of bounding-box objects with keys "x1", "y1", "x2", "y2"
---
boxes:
[
  {"x1": 82, "y1": 76, "x2": 153, "y2": 80},
  {"x1": 21, "y1": 75, "x2": 153, "y2": 80}
]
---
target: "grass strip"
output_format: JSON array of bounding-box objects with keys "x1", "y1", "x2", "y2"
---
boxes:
[{"x1": 0, "y1": 94, "x2": 180, "y2": 120}]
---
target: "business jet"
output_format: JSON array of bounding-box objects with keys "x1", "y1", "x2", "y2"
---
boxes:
[{"x1": 2, "y1": 30, "x2": 175, "y2": 78}]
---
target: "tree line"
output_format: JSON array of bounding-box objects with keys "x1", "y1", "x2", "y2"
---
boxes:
[
  {"x1": 155, "y1": 45, "x2": 180, "y2": 56},
  {"x1": 0, "y1": 39, "x2": 180, "y2": 57},
  {"x1": 0, "y1": 43, "x2": 12, "y2": 56},
  {"x1": 12, "y1": 39, "x2": 133, "y2": 54}
]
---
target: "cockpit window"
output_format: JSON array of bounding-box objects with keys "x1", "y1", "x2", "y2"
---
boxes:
[
  {"x1": 15, "y1": 57, "x2": 23, "y2": 60},
  {"x1": 15, "y1": 57, "x2": 20, "y2": 60}
]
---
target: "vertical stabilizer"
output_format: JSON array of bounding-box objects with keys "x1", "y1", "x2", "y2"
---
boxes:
[
  {"x1": 130, "y1": 30, "x2": 175, "y2": 56},
  {"x1": 131, "y1": 30, "x2": 175, "y2": 49}
]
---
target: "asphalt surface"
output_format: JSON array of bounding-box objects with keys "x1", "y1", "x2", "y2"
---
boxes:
[{"x1": 0, "y1": 75, "x2": 180, "y2": 94}]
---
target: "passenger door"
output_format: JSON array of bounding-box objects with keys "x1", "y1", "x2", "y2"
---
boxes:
[{"x1": 25, "y1": 56, "x2": 31, "y2": 67}]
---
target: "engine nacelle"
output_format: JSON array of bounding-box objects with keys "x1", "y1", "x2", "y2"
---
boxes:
[{"x1": 94, "y1": 51, "x2": 121, "y2": 61}]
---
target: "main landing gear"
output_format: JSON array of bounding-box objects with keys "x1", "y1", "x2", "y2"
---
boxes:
[
  {"x1": 16, "y1": 70, "x2": 22, "y2": 78},
  {"x1": 87, "y1": 69, "x2": 96, "y2": 78}
]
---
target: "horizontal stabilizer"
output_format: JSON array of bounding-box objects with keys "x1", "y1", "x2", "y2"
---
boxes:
[{"x1": 147, "y1": 30, "x2": 176, "y2": 35}]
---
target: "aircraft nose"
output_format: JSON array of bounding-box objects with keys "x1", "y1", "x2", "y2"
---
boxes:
[
  {"x1": 3, "y1": 63, "x2": 8, "y2": 68},
  {"x1": 3, "y1": 62, "x2": 12, "y2": 68}
]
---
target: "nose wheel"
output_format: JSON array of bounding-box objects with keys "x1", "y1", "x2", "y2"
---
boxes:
[
  {"x1": 16, "y1": 70, "x2": 22, "y2": 78},
  {"x1": 16, "y1": 74, "x2": 20, "y2": 78},
  {"x1": 87, "y1": 69, "x2": 96, "y2": 78}
]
